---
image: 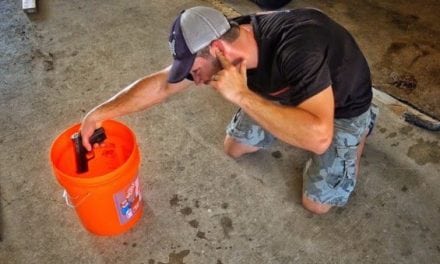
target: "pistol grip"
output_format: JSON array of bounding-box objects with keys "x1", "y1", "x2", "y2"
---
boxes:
[
  {"x1": 71, "y1": 132, "x2": 88, "y2": 173},
  {"x1": 71, "y1": 127, "x2": 107, "y2": 174}
]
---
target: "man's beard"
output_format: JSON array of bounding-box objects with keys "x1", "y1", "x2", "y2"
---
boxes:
[{"x1": 208, "y1": 54, "x2": 223, "y2": 76}]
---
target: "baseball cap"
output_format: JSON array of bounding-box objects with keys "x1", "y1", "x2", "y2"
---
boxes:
[{"x1": 167, "y1": 6, "x2": 231, "y2": 83}]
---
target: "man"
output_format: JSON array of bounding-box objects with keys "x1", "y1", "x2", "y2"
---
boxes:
[{"x1": 81, "y1": 6, "x2": 377, "y2": 214}]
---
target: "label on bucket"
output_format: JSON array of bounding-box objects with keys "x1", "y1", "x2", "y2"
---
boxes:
[{"x1": 113, "y1": 176, "x2": 142, "y2": 225}]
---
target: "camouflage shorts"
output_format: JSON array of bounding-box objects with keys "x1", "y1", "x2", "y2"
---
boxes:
[
  {"x1": 226, "y1": 108, "x2": 276, "y2": 148},
  {"x1": 226, "y1": 105, "x2": 378, "y2": 206}
]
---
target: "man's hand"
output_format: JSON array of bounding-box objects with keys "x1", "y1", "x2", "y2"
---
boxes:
[
  {"x1": 79, "y1": 113, "x2": 102, "y2": 151},
  {"x1": 209, "y1": 51, "x2": 250, "y2": 105}
]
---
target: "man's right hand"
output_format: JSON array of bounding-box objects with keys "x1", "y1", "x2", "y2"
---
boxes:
[{"x1": 80, "y1": 114, "x2": 102, "y2": 151}]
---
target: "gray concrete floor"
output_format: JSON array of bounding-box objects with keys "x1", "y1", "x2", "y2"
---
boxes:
[{"x1": 1, "y1": 0, "x2": 439, "y2": 263}]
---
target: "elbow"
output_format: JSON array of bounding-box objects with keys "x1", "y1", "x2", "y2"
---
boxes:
[
  {"x1": 311, "y1": 126, "x2": 333, "y2": 155},
  {"x1": 313, "y1": 136, "x2": 332, "y2": 155}
]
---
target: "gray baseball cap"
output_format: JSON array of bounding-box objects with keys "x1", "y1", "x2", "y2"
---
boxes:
[{"x1": 168, "y1": 6, "x2": 231, "y2": 83}]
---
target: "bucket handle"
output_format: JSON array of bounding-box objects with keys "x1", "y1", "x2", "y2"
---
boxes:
[{"x1": 63, "y1": 190, "x2": 91, "y2": 208}]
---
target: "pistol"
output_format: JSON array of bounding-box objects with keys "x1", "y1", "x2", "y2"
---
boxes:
[{"x1": 71, "y1": 127, "x2": 107, "y2": 173}]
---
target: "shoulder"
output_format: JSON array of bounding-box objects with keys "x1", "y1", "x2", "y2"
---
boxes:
[{"x1": 276, "y1": 27, "x2": 329, "y2": 69}]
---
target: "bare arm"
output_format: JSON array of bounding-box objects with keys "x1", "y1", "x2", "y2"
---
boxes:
[
  {"x1": 81, "y1": 66, "x2": 192, "y2": 150},
  {"x1": 210, "y1": 51, "x2": 334, "y2": 154},
  {"x1": 238, "y1": 86, "x2": 334, "y2": 154}
]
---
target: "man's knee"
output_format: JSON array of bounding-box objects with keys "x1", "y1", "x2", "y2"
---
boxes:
[
  {"x1": 302, "y1": 194, "x2": 332, "y2": 215},
  {"x1": 224, "y1": 135, "x2": 260, "y2": 158}
]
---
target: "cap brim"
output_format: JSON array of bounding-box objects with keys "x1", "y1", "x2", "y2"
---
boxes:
[{"x1": 167, "y1": 54, "x2": 196, "y2": 83}]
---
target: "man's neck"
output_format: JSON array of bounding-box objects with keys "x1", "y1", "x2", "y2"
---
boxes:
[{"x1": 231, "y1": 24, "x2": 258, "y2": 69}]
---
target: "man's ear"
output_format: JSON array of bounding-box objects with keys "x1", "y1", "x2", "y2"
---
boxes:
[{"x1": 209, "y1": 40, "x2": 225, "y2": 56}]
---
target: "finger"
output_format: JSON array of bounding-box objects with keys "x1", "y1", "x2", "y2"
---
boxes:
[
  {"x1": 209, "y1": 75, "x2": 217, "y2": 85},
  {"x1": 81, "y1": 133, "x2": 92, "y2": 151},
  {"x1": 215, "y1": 50, "x2": 232, "y2": 69},
  {"x1": 210, "y1": 74, "x2": 217, "y2": 83},
  {"x1": 240, "y1": 60, "x2": 247, "y2": 78}
]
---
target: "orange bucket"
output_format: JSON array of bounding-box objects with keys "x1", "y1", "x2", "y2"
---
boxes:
[{"x1": 50, "y1": 120, "x2": 143, "y2": 235}]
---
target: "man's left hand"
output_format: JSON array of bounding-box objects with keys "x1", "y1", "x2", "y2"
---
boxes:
[{"x1": 209, "y1": 50, "x2": 250, "y2": 105}]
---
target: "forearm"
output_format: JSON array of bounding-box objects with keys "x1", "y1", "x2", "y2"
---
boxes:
[
  {"x1": 209, "y1": 50, "x2": 333, "y2": 154},
  {"x1": 86, "y1": 76, "x2": 163, "y2": 122},
  {"x1": 85, "y1": 67, "x2": 189, "y2": 123},
  {"x1": 238, "y1": 91, "x2": 333, "y2": 154}
]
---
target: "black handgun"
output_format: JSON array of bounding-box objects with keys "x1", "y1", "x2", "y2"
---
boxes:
[{"x1": 71, "y1": 127, "x2": 107, "y2": 173}]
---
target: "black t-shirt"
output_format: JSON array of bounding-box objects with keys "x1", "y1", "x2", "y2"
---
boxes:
[{"x1": 232, "y1": 9, "x2": 372, "y2": 118}]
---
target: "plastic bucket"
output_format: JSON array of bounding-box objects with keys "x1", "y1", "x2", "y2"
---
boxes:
[{"x1": 50, "y1": 120, "x2": 143, "y2": 235}]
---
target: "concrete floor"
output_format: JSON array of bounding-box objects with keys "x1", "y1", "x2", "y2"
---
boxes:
[{"x1": 1, "y1": 0, "x2": 439, "y2": 263}]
